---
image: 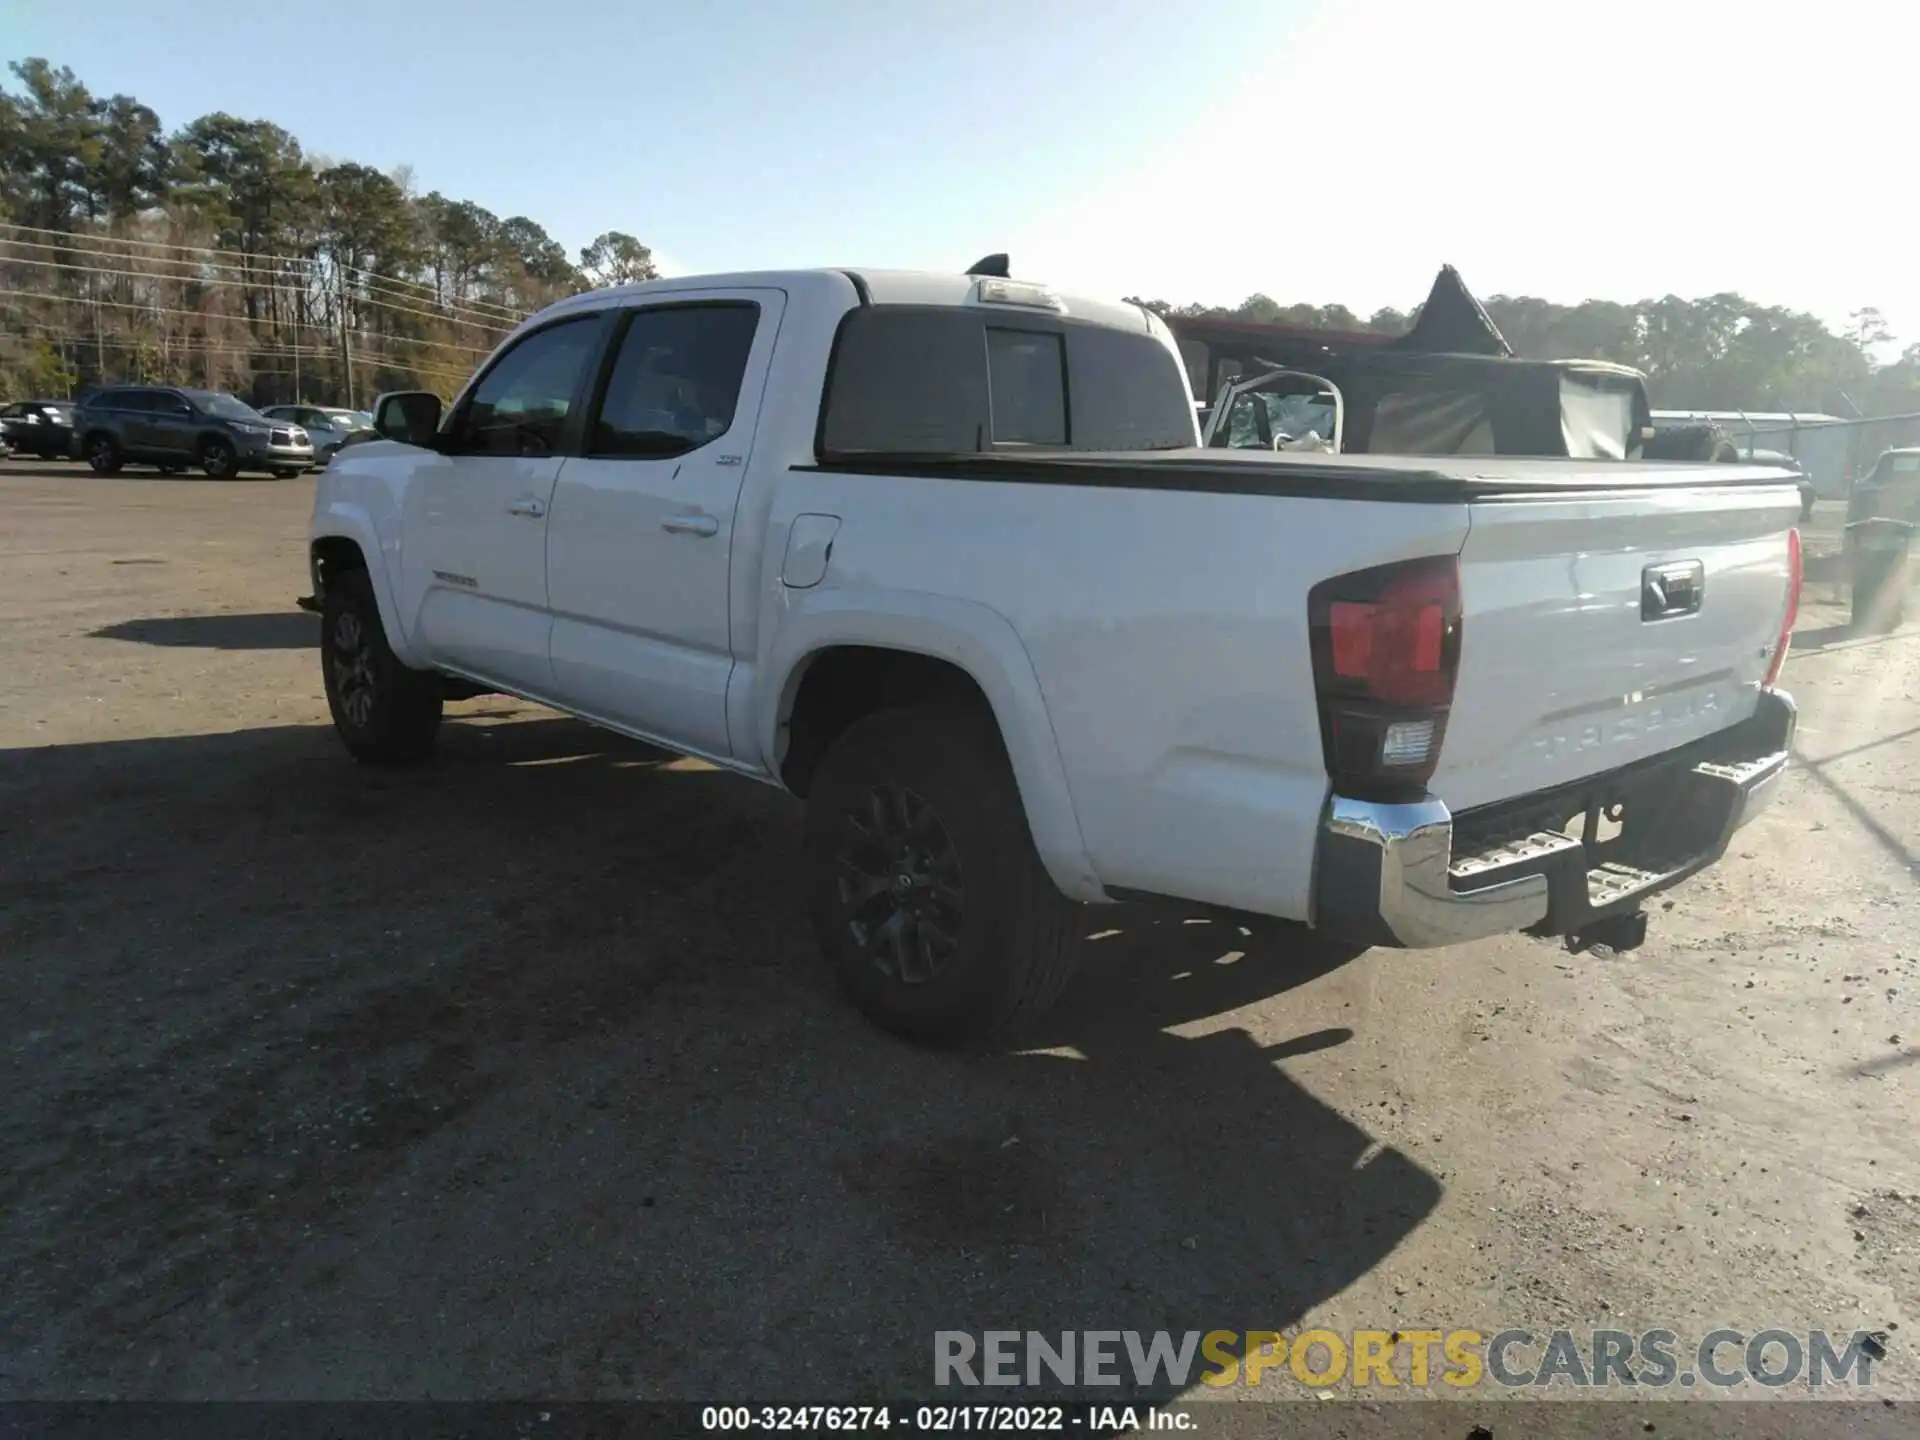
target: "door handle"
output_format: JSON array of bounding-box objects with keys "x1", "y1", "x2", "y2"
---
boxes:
[
  {"x1": 661, "y1": 511, "x2": 720, "y2": 537},
  {"x1": 506, "y1": 497, "x2": 546, "y2": 518}
]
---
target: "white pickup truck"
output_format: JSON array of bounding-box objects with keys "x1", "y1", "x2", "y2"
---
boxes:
[{"x1": 307, "y1": 265, "x2": 1802, "y2": 1047}]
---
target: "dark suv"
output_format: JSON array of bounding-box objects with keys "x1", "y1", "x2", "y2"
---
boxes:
[
  {"x1": 75, "y1": 386, "x2": 314, "y2": 479},
  {"x1": 1, "y1": 399, "x2": 79, "y2": 459}
]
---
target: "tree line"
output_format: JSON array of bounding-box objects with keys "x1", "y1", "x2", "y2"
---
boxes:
[
  {"x1": 8, "y1": 55, "x2": 1919, "y2": 422},
  {"x1": 0, "y1": 58, "x2": 657, "y2": 407}
]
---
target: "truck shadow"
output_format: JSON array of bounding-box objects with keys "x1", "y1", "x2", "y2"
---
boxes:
[
  {"x1": 89, "y1": 612, "x2": 320, "y2": 650},
  {"x1": 0, "y1": 712, "x2": 1439, "y2": 1401}
]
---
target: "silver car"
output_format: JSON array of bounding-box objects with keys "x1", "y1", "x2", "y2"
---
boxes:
[{"x1": 260, "y1": 405, "x2": 374, "y2": 467}]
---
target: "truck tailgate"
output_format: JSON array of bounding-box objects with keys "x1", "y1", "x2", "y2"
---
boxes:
[{"x1": 1432, "y1": 482, "x2": 1801, "y2": 814}]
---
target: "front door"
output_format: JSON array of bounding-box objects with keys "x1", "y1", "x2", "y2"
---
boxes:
[
  {"x1": 396, "y1": 312, "x2": 608, "y2": 697},
  {"x1": 545, "y1": 292, "x2": 782, "y2": 757},
  {"x1": 161, "y1": 392, "x2": 216, "y2": 459}
]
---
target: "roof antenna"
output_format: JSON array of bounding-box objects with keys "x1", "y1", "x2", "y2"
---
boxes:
[{"x1": 966, "y1": 253, "x2": 1010, "y2": 278}]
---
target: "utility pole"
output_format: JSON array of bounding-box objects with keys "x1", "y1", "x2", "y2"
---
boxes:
[
  {"x1": 337, "y1": 262, "x2": 354, "y2": 409},
  {"x1": 91, "y1": 272, "x2": 104, "y2": 382},
  {"x1": 286, "y1": 266, "x2": 300, "y2": 402}
]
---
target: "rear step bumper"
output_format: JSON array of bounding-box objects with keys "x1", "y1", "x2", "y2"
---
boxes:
[{"x1": 1313, "y1": 688, "x2": 1796, "y2": 949}]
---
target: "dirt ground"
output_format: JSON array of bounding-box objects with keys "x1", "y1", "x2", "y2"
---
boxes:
[{"x1": 2, "y1": 465, "x2": 1917, "y2": 1427}]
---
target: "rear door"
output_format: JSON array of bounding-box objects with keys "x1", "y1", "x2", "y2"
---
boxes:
[
  {"x1": 544, "y1": 290, "x2": 781, "y2": 757},
  {"x1": 396, "y1": 311, "x2": 609, "y2": 696},
  {"x1": 1433, "y1": 479, "x2": 1800, "y2": 813}
]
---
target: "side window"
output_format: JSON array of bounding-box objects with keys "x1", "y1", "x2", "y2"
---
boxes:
[
  {"x1": 985, "y1": 327, "x2": 1066, "y2": 445},
  {"x1": 457, "y1": 316, "x2": 601, "y2": 456},
  {"x1": 1, "y1": 403, "x2": 23, "y2": 418},
  {"x1": 122, "y1": 392, "x2": 160, "y2": 414},
  {"x1": 589, "y1": 304, "x2": 760, "y2": 458}
]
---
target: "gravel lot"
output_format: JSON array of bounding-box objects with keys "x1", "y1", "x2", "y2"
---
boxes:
[{"x1": 2, "y1": 465, "x2": 1917, "y2": 1427}]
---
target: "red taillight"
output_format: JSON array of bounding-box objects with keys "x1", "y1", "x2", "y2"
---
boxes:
[
  {"x1": 1309, "y1": 555, "x2": 1463, "y2": 800},
  {"x1": 1763, "y1": 527, "x2": 1801, "y2": 688}
]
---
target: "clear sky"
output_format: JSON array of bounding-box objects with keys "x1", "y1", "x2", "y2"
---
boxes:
[{"x1": 5, "y1": 0, "x2": 1913, "y2": 343}]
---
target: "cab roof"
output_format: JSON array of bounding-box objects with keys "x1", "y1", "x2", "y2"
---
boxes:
[{"x1": 535, "y1": 266, "x2": 1156, "y2": 335}]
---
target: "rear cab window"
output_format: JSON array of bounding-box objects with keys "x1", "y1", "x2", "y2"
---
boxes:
[
  {"x1": 817, "y1": 305, "x2": 1195, "y2": 458},
  {"x1": 985, "y1": 329, "x2": 1066, "y2": 445}
]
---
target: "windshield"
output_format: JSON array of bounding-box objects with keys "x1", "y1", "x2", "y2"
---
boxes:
[
  {"x1": 192, "y1": 392, "x2": 265, "y2": 422},
  {"x1": 1222, "y1": 389, "x2": 1338, "y2": 448},
  {"x1": 327, "y1": 411, "x2": 374, "y2": 431}
]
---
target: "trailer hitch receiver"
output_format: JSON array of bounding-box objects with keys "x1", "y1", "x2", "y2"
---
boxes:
[{"x1": 1566, "y1": 909, "x2": 1648, "y2": 955}]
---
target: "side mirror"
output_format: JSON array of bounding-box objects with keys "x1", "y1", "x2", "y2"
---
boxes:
[{"x1": 373, "y1": 391, "x2": 443, "y2": 447}]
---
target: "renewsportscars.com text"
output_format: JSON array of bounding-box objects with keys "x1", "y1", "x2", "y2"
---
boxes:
[{"x1": 934, "y1": 1329, "x2": 1880, "y2": 1390}]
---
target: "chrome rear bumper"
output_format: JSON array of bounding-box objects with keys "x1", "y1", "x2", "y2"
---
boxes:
[{"x1": 1312, "y1": 688, "x2": 1796, "y2": 949}]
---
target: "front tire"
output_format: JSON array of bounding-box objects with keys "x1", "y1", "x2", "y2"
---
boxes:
[
  {"x1": 201, "y1": 436, "x2": 239, "y2": 479},
  {"x1": 85, "y1": 434, "x2": 123, "y2": 474},
  {"x1": 803, "y1": 705, "x2": 1081, "y2": 1048},
  {"x1": 321, "y1": 569, "x2": 443, "y2": 765}
]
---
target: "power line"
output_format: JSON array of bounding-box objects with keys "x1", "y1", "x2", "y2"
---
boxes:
[
  {"x1": 0, "y1": 219, "x2": 534, "y2": 324},
  {"x1": 0, "y1": 218, "x2": 311, "y2": 266},
  {"x1": 0, "y1": 260, "x2": 507, "y2": 347},
  {"x1": 15, "y1": 324, "x2": 469, "y2": 372},
  {"x1": 1, "y1": 251, "x2": 518, "y2": 336},
  {"x1": 0, "y1": 285, "x2": 497, "y2": 360},
  {"x1": 16, "y1": 335, "x2": 476, "y2": 386},
  {"x1": 2, "y1": 292, "x2": 483, "y2": 382},
  {"x1": 339, "y1": 259, "x2": 529, "y2": 323},
  {"x1": 15, "y1": 316, "x2": 470, "y2": 363},
  {"x1": 0, "y1": 230, "x2": 529, "y2": 333}
]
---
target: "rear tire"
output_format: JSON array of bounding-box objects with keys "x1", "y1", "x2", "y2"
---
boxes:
[
  {"x1": 803, "y1": 705, "x2": 1081, "y2": 1048},
  {"x1": 85, "y1": 433, "x2": 123, "y2": 474},
  {"x1": 321, "y1": 568, "x2": 443, "y2": 765},
  {"x1": 200, "y1": 436, "x2": 239, "y2": 479}
]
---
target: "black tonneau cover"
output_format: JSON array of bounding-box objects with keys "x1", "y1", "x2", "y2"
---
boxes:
[{"x1": 805, "y1": 448, "x2": 1803, "y2": 504}]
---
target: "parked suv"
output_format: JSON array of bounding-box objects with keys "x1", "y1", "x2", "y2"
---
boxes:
[{"x1": 75, "y1": 386, "x2": 313, "y2": 479}]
